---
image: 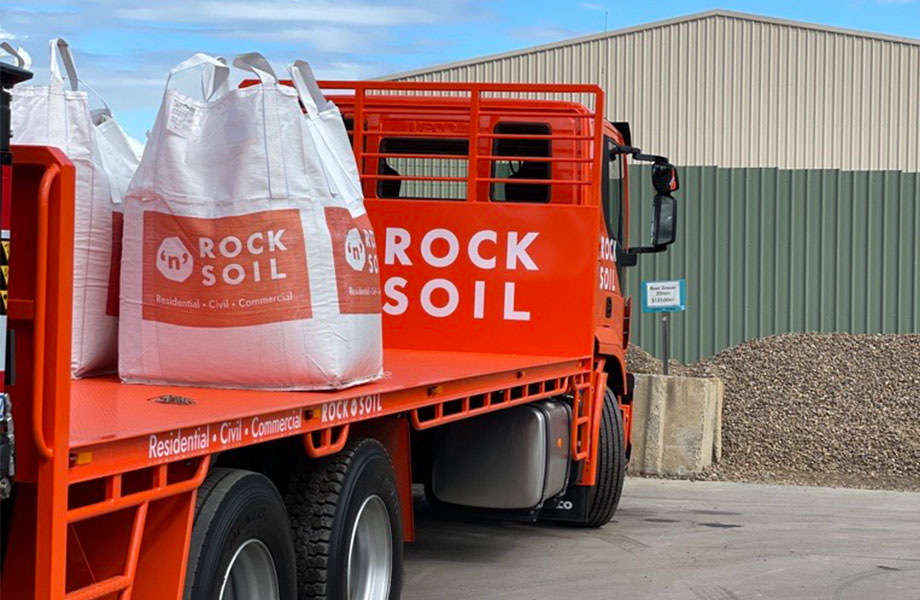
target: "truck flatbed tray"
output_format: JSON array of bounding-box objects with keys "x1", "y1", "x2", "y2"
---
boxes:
[{"x1": 71, "y1": 349, "x2": 585, "y2": 449}]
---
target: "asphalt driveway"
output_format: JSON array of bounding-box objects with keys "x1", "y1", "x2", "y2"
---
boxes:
[{"x1": 403, "y1": 478, "x2": 920, "y2": 599}]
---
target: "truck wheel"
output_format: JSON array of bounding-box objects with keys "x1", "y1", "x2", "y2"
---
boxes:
[
  {"x1": 184, "y1": 468, "x2": 297, "y2": 600},
  {"x1": 285, "y1": 438, "x2": 403, "y2": 600},
  {"x1": 579, "y1": 387, "x2": 626, "y2": 527}
]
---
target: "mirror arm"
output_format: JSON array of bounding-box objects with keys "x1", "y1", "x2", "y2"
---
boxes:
[
  {"x1": 627, "y1": 244, "x2": 669, "y2": 255},
  {"x1": 634, "y1": 152, "x2": 671, "y2": 166},
  {"x1": 617, "y1": 246, "x2": 638, "y2": 267},
  {"x1": 610, "y1": 144, "x2": 642, "y2": 156},
  {"x1": 609, "y1": 144, "x2": 672, "y2": 167}
]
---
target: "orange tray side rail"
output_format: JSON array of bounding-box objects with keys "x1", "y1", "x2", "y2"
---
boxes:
[{"x1": 3, "y1": 145, "x2": 75, "y2": 600}]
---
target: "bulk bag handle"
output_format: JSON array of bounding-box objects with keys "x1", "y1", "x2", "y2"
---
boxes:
[
  {"x1": 289, "y1": 60, "x2": 330, "y2": 116},
  {"x1": 46, "y1": 38, "x2": 116, "y2": 116},
  {"x1": 234, "y1": 52, "x2": 287, "y2": 199},
  {"x1": 48, "y1": 39, "x2": 142, "y2": 205},
  {"x1": 233, "y1": 53, "x2": 278, "y2": 86},
  {"x1": 288, "y1": 60, "x2": 363, "y2": 200},
  {"x1": 49, "y1": 38, "x2": 79, "y2": 91},
  {"x1": 0, "y1": 42, "x2": 32, "y2": 69},
  {"x1": 165, "y1": 53, "x2": 231, "y2": 102},
  {"x1": 200, "y1": 57, "x2": 230, "y2": 101},
  {"x1": 142, "y1": 53, "x2": 232, "y2": 198},
  {"x1": 43, "y1": 39, "x2": 125, "y2": 204}
]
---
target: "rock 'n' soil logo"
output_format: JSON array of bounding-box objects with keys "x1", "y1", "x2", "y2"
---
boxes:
[
  {"x1": 325, "y1": 207, "x2": 381, "y2": 314},
  {"x1": 344, "y1": 228, "x2": 366, "y2": 271},
  {"x1": 143, "y1": 210, "x2": 312, "y2": 327},
  {"x1": 156, "y1": 237, "x2": 193, "y2": 283}
]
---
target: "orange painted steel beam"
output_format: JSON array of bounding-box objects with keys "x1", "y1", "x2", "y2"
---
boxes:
[
  {"x1": 31, "y1": 163, "x2": 59, "y2": 460},
  {"x1": 10, "y1": 146, "x2": 76, "y2": 600},
  {"x1": 67, "y1": 457, "x2": 208, "y2": 523},
  {"x1": 578, "y1": 362, "x2": 608, "y2": 487},
  {"x1": 63, "y1": 575, "x2": 131, "y2": 600},
  {"x1": 303, "y1": 424, "x2": 350, "y2": 458}
]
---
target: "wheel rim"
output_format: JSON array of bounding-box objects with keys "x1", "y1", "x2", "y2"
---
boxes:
[
  {"x1": 346, "y1": 495, "x2": 393, "y2": 600},
  {"x1": 219, "y1": 538, "x2": 280, "y2": 600}
]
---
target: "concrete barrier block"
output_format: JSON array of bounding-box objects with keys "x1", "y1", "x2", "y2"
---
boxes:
[{"x1": 627, "y1": 374, "x2": 723, "y2": 477}]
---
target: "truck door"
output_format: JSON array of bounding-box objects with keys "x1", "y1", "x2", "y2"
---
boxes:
[{"x1": 597, "y1": 135, "x2": 625, "y2": 330}]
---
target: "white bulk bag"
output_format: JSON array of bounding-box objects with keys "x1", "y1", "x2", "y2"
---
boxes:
[
  {"x1": 119, "y1": 53, "x2": 383, "y2": 390},
  {"x1": 9, "y1": 39, "x2": 141, "y2": 377}
]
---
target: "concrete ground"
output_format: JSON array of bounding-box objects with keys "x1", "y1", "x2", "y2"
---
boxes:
[{"x1": 403, "y1": 478, "x2": 920, "y2": 600}]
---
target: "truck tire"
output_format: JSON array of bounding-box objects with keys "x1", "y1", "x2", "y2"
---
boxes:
[
  {"x1": 184, "y1": 468, "x2": 297, "y2": 600},
  {"x1": 579, "y1": 386, "x2": 626, "y2": 527},
  {"x1": 285, "y1": 438, "x2": 403, "y2": 600}
]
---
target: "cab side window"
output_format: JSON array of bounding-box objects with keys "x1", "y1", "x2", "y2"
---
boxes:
[
  {"x1": 491, "y1": 122, "x2": 551, "y2": 203},
  {"x1": 603, "y1": 138, "x2": 623, "y2": 240}
]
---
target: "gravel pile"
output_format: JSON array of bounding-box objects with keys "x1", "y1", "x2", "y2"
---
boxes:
[
  {"x1": 627, "y1": 333, "x2": 920, "y2": 491},
  {"x1": 625, "y1": 344, "x2": 667, "y2": 375},
  {"x1": 625, "y1": 344, "x2": 713, "y2": 378}
]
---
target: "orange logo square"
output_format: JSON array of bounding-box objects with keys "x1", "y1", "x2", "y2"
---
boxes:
[
  {"x1": 141, "y1": 209, "x2": 312, "y2": 327},
  {"x1": 325, "y1": 207, "x2": 381, "y2": 314}
]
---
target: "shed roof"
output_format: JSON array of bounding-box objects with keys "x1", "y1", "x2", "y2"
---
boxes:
[{"x1": 383, "y1": 9, "x2": 920, "y2": 80}]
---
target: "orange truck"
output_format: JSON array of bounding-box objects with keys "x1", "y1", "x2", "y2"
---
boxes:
[{"x1": 0, "y1": 74, "x2": 678, "y2": 600}]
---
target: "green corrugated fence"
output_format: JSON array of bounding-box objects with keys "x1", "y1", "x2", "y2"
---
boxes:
[{"x1": 625, "y1": 166, "x2": 920, "y2": 363}]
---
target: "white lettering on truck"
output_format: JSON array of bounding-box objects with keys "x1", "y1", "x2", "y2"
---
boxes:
[
  {"x1": 148, "y1": 426, "x2": 210, "y2": 459},
  {"x1": 381, "y1": 228, "x2": 538, "y2": 321},
  {"x1": 420, "y1": 279, "x2": 459, "y2": 317},
  {"x1": 468, "y1": 230, "x2": 497, "y2": 269},
  {"x1": 598, "y1": 235, "x2": 617, "y2": 293},
  {"x1": 251, "y1": 411, "x2": 302, "y2": 439},
  {"x1": 383, "y1": 277, "x2": 408, "y2": 315},
  {"x1": 421, "y1": 229, "x2": 459, "y2": 267},
  {"x1": 385, "y1": 228, "x2": 412, "y2": 266},
  {"x1": 320, "y1": 395, "x2": 383, "y2": 424}
]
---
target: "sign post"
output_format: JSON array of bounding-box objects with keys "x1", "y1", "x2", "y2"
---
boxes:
[{"x1": 640, "y1": 279, "x2": 686, "y2": 375}]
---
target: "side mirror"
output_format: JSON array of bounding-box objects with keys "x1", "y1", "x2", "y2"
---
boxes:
[
  {"x1": 650, "y1": 193, "x2": 677, "y2": 248},
  {"x1": 625, "y1": 193, "x2": 678, "y2": 258},
  {"x1": 610, "y1": 143, "x2": 680, "y2": 260},
  {"x1": 627, "y1": 189, "x2": 678, "y2": 256}
]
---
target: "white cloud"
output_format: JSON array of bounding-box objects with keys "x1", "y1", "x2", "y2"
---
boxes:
[
  {"x1": 214, "y1": 25, "x2": 380, "y2": 54},
  {"x1": 510, "y1": 25, "x2": 582, "y2": 42},
  {"x1": 314, "y1": 60, "x2": 377, "y2": 80},
  {"x1": 580, "y1": 3, "x2": 606, "y2": 11},
  {"x1": 875, "y1": 0, "x2": 916, "y2": 3},
  {"x1": 116, "y1": 1, "x2": 450, "y2": 27}
]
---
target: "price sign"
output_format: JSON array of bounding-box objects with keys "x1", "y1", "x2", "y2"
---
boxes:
[{"x1": 641, "y1": 279, "x2": 686, "y2": 313}]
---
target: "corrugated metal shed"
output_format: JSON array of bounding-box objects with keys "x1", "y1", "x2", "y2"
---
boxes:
[
  {"x1": 627, "y1": 166, "x2": 920, "y2": 363},
  {"x1": 389, "y1": 10, "x2": 920, "y2": 173}
]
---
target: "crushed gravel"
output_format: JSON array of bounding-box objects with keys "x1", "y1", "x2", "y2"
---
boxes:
[{"x1": 626, "y1": 333, "x2": 920, "y2": 491}]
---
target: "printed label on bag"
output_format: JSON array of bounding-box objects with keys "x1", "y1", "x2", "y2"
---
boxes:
[
  {"x1": 142, "y1": 209, "x2": 312, "y2": 327},
  {"x1": 325, "y1": 207, "x2": 381, "y2": 314},
  {"x1": 166, "y1": 98, "x2": 197, "y2": 137},
  {"x1": 106, "y1": 211, "x2": 124, "y2": 317}
]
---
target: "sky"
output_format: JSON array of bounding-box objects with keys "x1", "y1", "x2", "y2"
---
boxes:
[{"x1": 1, "y1": 0, "x2": 919, "y2": 139}]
